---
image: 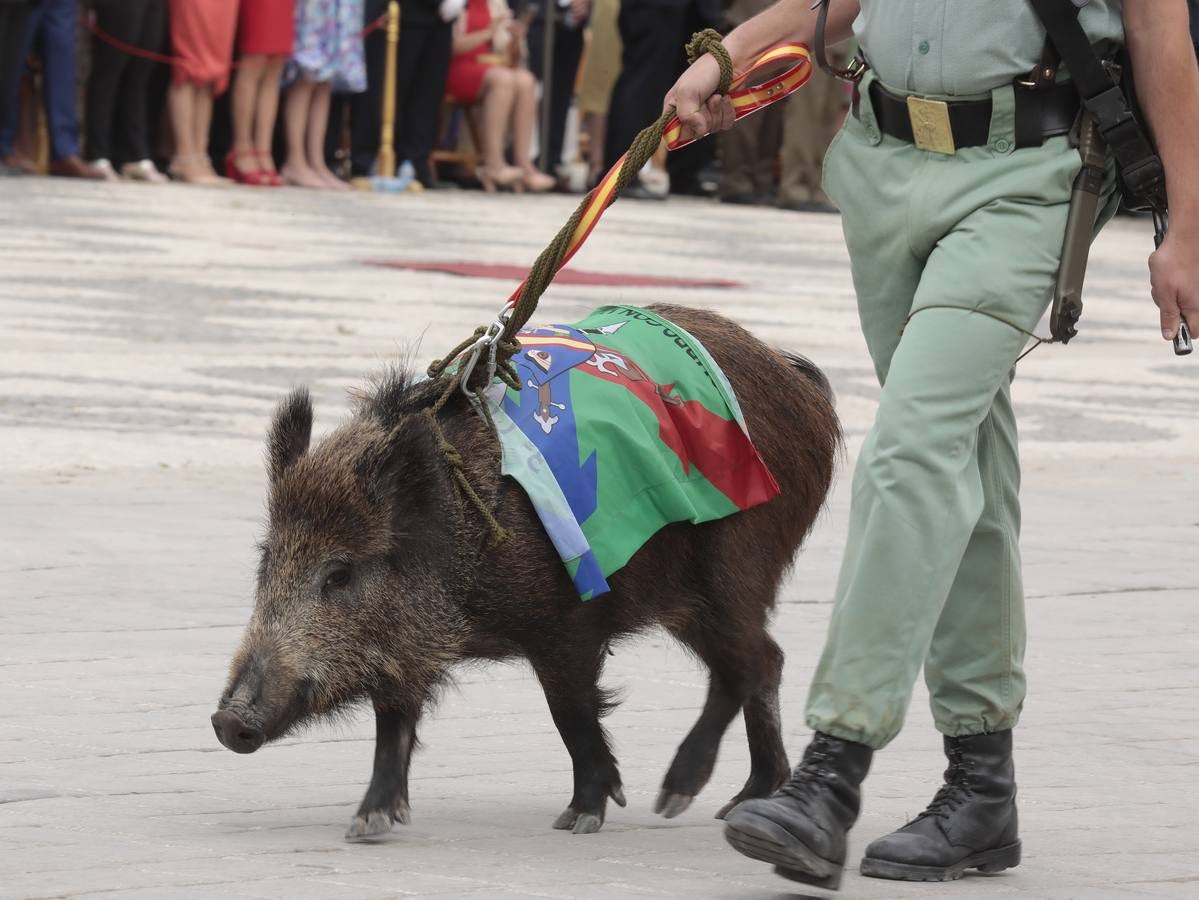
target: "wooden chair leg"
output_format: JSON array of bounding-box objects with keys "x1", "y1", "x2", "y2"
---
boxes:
[{"x1": 464, "y1": 105, "x2": 484, "y2": 160}]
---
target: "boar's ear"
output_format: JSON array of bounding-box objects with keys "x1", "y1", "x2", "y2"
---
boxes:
[
  {"x1": 267, "y1": 388, "x2": 313, "y2": 481},
  {"x1": 357, "y1": 418, "x2": 441, "y2": 509}
]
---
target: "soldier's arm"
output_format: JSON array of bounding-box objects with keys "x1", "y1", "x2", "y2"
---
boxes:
[
  {"x1": 1124, "y1": 0, "x2": 1199, "y2": 340},
  {"x1": 664, "y1": 0, "x2": 861, "y2": 144}
]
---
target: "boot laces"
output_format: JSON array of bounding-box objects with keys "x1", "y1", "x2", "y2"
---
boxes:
[
  {"x1": 917, "y1": 743, "x2": 974, "y2": 821},
  {"x1": 776, "y1": 736, "x2": 837, "y2": 810}
]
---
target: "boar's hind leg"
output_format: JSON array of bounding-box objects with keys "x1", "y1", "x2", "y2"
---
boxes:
[
  {"x1": 345, "y1": 703, "x2": 419, "y2": 841},
  {"x1": 714, "y1": 635, "x2": 789, "y2": 819},
  {"x1": 532, "y1": 647, "x2": 626, "y2": 835},
  {"x1": 657, "y1": 625, "x2": 788, "y2": 821}
]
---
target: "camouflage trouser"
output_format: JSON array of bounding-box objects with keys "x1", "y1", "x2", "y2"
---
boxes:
[{"x1": 805, "y1": 69, "x2": 1117, "y2": 749}]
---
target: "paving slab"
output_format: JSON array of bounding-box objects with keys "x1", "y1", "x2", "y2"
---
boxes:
[{"x1": 0, "y1": 178, "x2": 1196, "y2": 899}]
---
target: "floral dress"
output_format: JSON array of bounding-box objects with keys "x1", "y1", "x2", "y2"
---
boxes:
[{"x1": 288, "y1": 0, "x2": 367, "y2": 92}]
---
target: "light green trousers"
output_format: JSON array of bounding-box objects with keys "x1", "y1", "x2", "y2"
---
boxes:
[{"x1": 805, "y1": 71, "x2": 1116, "y2": 749}]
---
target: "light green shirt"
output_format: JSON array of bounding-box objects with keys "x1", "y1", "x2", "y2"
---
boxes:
[{"x1": 855, "y1": 0, "x2": 1125, "y2": 97}]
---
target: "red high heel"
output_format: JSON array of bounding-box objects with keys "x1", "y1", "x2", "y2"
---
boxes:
[
  {"x1": 257, "y1": 152, "x2": 284, "y2": 187},
  {"x1": 224, "y1": 149, "x2": 271, "y2": 186}
]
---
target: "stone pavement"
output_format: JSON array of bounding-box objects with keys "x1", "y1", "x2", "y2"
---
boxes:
[{"x1": 1, "y1": 178, "x2": 1196, "y2": 900}]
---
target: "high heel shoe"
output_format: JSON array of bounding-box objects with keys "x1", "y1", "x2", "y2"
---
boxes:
[
  {"x1": 521, "y1": 169, "x2": 557, "y2": 193},
  {"x1": 225, "y1": 148, "x2": 271, "y2": 186},
  {"x1": 257, "y1": 152, "x2": 284, "y2": 187},
  {"x1": 477, "y1": 164, "x2": 523, "y2": 193},
  {"x1": 169, "y1": 154, "x2": 223, "y2": 186}
]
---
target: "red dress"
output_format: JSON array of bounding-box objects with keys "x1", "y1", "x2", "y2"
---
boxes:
[
  {"x1": 170, "y1": 0, "x2": 239, "y2": 95},
  {"x1": 239, "y1": 0, "x2": 297, "y2": 56},
  {"x1": 445, "y1": 0, "x2": 495, "y2": 103}
]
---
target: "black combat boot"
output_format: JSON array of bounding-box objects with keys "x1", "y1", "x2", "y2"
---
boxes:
[
  {"x1": 860, "y1": 730, "x2": 1021, "y2": 882},
  {"x1": 723, "y1": 732, "x2": 873, "y2": 891}
]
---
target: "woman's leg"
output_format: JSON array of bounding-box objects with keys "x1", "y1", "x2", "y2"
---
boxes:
[
  {"x1": 511, "y1": 68, "x2": 554, "y2": 191},
  {"x1": 192, "y1": 83, "x2": 224, "y2": 179},
  {"x1": 230, "y1": 54, "x2": 266, "y2": 174},
  {"x1": 479, "y1": 66, "x2": 519, "y2": 184},
  {"x1": 168, "y1": 80, "x2": 217, "y2": 182},
  {"x1": 510, "y1": 68, "x2": 538, "y2": 169},
  {"x1": 282, "y1": 77, "x2": 323, "y2": 186},
  {"x1": 305, "y1": 80, "x2": 347, "y2": 189},
  {"x1": 168, "y1": 79, "x2": 196, "y2": 163},
  {"x1": 255, "y1": 57, "x2": 286, "y2": 173},
  {"x1": 585, "y1": 112, "x2": 607, "y2": 183}
]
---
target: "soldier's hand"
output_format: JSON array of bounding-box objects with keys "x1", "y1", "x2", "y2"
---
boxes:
[
  {"x1": 663, "y1": 55, "x2": 735, "y2": 144},
  {"x1": 1148, "y1": 230, "x2": 1198, "y2": 342}
]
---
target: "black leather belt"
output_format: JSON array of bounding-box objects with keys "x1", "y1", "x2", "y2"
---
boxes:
[{"x1": 859, "y1": 80, "x2": 1081, "y2": 152}]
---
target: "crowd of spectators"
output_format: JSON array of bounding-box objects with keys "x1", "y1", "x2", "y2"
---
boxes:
[{"x1": 0, "y1": 0, "x2": 846, "y2": 206}]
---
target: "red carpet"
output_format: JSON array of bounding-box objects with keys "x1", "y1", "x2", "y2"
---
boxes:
[{"x1": 368, "y1": 260, "x2": 742, "y2": 290}]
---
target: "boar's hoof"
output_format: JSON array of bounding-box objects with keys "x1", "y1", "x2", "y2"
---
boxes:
[
  {"x1": 653, "y1": 790, "x2": 695, "y2": 820},
  {"x1": 345, "y1": 810, "x2": 394, "y2": 842},
  {"x1": 571, "y1": 813, "x2": 604, "y2": 835},
  {"x1": 552, "y1": 807, "x2": 582, "y2": 830},
  {"x1": 552, "y1": 807, "x2": 605, "y2": 834}
]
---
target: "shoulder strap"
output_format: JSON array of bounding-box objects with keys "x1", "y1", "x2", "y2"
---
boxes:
[{"x1": 1028, "y1": 0, "x2": 1166, "y2": 210}]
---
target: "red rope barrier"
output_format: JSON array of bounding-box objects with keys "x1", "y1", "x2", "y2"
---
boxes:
[
  {"x1": 86, "y1": 13, "x2": 388, "y2": 67},
  {"x1": 88, "y1": 18, "x2": 180, "y2": 66}
]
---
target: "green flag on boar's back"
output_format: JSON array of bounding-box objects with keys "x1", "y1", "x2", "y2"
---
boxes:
[{"x1": 485, "y1": 304, "x2": 780, "y2": 600}]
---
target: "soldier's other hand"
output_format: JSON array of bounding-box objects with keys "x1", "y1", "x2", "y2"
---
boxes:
[
  {"x1": 1148, "y1": 230, "x2": 1198, "y2": 341},
  {"x1": 664, "y1": 55, "x2": 733, "y2": 144}
]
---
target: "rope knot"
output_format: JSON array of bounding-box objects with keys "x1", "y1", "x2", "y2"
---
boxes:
[{"x1": 686, "y1": 28, "x2": 734, "y2": 95}]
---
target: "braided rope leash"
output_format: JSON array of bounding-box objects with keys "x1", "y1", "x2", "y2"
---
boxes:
[
  {"x1": 499, "y1": 29, "x2": 733, "y2": 348},
  {"x1": 427, "y1": 28, "x2": 733, "y2": 387},
  {"x1": 420, "y1": 30, "x2": 732, "y2": 546},
  {"x1": 419, "y1": 31, "x2": 751, "y2": 546}
]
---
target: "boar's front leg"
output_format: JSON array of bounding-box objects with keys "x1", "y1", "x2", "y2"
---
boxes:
[
  {"x1": 345, "y1": 702, "x2": 419, "y2": 841},
  {"x1": 532, "y1": 647, "x2": 626, "y2": 835}
]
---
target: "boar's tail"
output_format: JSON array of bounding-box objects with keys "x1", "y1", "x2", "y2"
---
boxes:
[{"x1": 779, "y1": 350, "x2": 835, "y2": 409}]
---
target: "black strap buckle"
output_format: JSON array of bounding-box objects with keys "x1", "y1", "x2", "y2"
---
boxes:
[{"x1": 811, "y1": 0, "x2": 866, "y2": 83}]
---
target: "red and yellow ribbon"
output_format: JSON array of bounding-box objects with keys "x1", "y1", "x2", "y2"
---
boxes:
[{"x1": 506, "y1": 43, "x2": 813, "y2": 306}]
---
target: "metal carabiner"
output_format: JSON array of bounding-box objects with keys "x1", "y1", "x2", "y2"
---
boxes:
[{"x1": 458, "y1": 309, "x2": 511, "y2": 405}]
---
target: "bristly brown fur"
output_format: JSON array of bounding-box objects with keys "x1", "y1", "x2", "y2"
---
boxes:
[
  {"x1": 266, "y1": 387, "x2": 313, "y2": 482},
  {"x1": 217, "y1": 303, "x2": 841, "y2": 838}
]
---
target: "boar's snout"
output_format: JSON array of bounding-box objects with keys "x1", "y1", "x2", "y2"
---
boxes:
[{"x1": 211, "y1": 709, "x2": 265, "y2": 754}]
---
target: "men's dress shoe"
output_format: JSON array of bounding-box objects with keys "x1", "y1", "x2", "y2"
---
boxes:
[
  {"x1": 49, "y1": 156, "x2": 106, "y2": 179},
  {"x1": 120, "y1": 159, "x2": 168, "y2": 184},
  {"x1": 669, "y1": 175, "x2": 717, "y2": 198},
  {"x1": 88, "y1": 159, "x2": 119, "y2": 181},
  {"x1": 622, "y1": 179, "x2": 668, "y2": 201},
  {"x1": 860, "y1": 730, "x2": 1021, "y2": 882},
  {"x1": 2, "y1": 153, "x2": 38, "y2": 175},
  {"x1": 724, "y1": 732, "x2": 873, "y2": 891},
  {"x1": 719, "y1": 192, "x2": 766, "y2": 206}
]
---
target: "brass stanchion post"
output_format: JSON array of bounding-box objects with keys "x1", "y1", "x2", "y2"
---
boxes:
[{"x1": 377, "y1": 1, "x2": 401, "y2": 179}]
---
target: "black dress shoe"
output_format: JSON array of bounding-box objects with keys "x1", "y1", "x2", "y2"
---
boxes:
[
  {"x1": 719, "y1": 192, "x2": 766, "y2": 206},
  {"x1": 622, "y1": 180, "x2": 667, "y2": 201},
  {"x1": 724, "y1": 733, "x2": 873, "y2": 891},
  {"x1": 860, "y1": 730, "x2": 1021, "y2": 882}
]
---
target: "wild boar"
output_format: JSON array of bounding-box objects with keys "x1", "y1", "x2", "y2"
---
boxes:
[{"x1": 211, "y1": 303, "x2": 839, "y2": 839}]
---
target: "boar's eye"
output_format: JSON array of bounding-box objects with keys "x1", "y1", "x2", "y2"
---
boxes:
[{"x1": 320, "y1": 562, "x2": 352, "y2": 593}]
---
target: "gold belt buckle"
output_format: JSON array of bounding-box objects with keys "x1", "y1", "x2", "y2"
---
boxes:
[{"x1": 906, "y1": 96, "x2": 956, "y2": 155}]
